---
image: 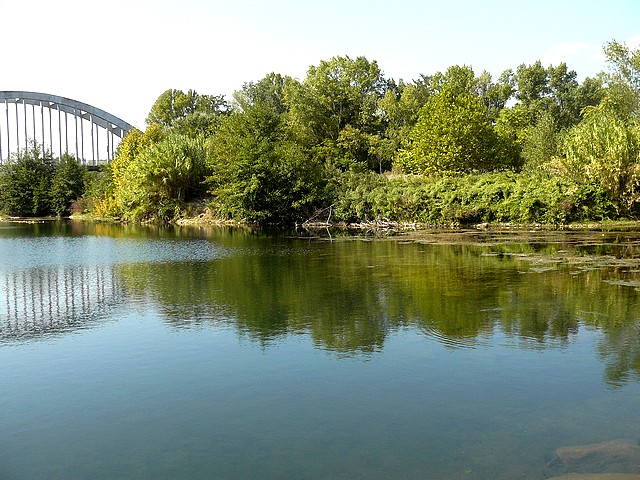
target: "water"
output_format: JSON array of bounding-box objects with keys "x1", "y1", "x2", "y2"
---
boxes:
[{"x1": 2, "y1": 221, "x2": 640, "y2": 479}]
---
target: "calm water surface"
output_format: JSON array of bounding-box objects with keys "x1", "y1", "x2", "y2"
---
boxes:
[{"x1": 2, "y1": 221, "x2": 640, "y2": 479}]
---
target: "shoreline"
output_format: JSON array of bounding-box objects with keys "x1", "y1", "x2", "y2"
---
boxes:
[{"x1": 3, "y1": 214, "x2": 640, "y2": 235}]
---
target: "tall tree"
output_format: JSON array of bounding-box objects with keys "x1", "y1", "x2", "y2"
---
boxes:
[
  {"x1": 0, "y1": 143, "x2": 55, "y2": 216},
  {"x1": 207, "y1": 103, "x2": 328, "y2": 223},
  {"x1": 377, "y1": 77, "x2": 433, "y2": 166},
  {"x1": 233, "y1": 73, "x2": 289, "y2": 115},
  {"x1": 285, "y1": 55, "x2": 389, "y2": 171},
  {"x1": 146, "y1": 89, "x2": 229, "y2": 135},
  {"x1": 560, "y1": 99, "x2": 640, "y2": 213},
  {"x1": 603, "y1": 39, "x2": 640, "y2": 116}
]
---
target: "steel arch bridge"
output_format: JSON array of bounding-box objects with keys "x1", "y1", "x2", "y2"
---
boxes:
[{"x1": 0, "y1": 91, "x2": 135, "y2": 166}]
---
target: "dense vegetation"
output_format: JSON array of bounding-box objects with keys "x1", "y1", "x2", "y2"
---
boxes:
[
  {"x1": 2, "y1": 40, "x2": 639, "y2": 226},
  {"x1": 0, "y1": 144, "x2": 86, "y2": 217}
]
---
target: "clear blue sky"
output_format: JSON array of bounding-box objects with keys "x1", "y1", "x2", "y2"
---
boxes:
[{"x1": 2, "y1": 0, "x2": 639, "y2": 128}]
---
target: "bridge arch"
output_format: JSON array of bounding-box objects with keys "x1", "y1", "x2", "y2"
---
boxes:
[{"x1": 0, "y1": 91, "x2": 136, "y2": 166}]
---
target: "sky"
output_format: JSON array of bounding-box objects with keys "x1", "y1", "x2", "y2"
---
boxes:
[{"x1": 2, "y1": 0, "x2": 639, "y2": 129}]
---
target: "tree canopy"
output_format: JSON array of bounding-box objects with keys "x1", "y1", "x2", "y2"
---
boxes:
[{"x1": 8, "y1": 39, "x2": 640, "y2": 226}]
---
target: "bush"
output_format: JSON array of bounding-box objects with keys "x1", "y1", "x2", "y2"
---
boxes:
[
  {"x1": 330, "y1": 171, "x2": 615, "y2": 225},
  {"x1": 90, "y1": 125, "x2": 209, "y2": 221}
]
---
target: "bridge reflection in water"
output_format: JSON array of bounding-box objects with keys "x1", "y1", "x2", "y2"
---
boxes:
[{"x1": 1, "y1": 265, "x2": 125, "y2": 341}]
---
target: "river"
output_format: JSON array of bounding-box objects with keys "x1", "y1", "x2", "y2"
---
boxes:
[{"x1": 2, "y1": 221, "x2": 640, "y2": 479}]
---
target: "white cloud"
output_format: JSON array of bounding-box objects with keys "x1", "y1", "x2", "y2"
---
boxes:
[
  {"x1": 538, "y1": 42, "x2": 606, "y2": 78},
  {"x1": 625, "y1": 34, "x2": 640, "y2": 49},
  {"x1": 540, "y1": 42, "x2": 602, "y2": 66}
]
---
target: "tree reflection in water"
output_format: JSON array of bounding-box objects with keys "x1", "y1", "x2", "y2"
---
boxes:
[{"x1": 113, "y1": 235, "x2": 640, "y2": 386}]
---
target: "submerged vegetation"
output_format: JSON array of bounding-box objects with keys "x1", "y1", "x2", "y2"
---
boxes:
[{"x1": 2, "y1": 40, "x2": 640, "y2": 226}]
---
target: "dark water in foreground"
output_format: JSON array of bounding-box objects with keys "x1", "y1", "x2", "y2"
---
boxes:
[{"x1": 2, "y1": 221, "x2": 640, "y2": 480}]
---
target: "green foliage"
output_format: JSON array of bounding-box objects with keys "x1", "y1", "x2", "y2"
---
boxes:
[
  {"x1": 285, "y1": 55, "x2": 388, "y2": 171},
  {"x1": 604, "y1": 40, "x2": 640, "y2": 93},
  {"x1": 114, "y1": 132, "x2": 210, "y2": 221},
  {"x1": 515, "y1": 61, "x2": 550, "y2": 105},
  {"x1": 559, "y1": 99, "x2": 640, "y2": 213},
  {"x1": 50, "y1": 153, "x2": 87, "y2": 216},
  {"x1": 234, "y1": 73, "x2": 289, "y2": 115},
  {"x1": 79, "y1": 168, "x2": 114, "y2": 216},
  {"x1": 68, "y1": 44, "x2": 636, "y2": 225},
  {"x1": 521, "y1": 112, "x2": 560, "y2": 171},
  {"x1": 0, "y1": 144, "x2": 55, "y2": 216},
  {"x1": 512, "y1": 61, "x2": 603, "y2": 129},
  {"x1": 146, "y1": 88, "x2": 229, "y2": 137},
  {"x1": 331, "y1": 172, "x2": 615, "y2": 225},
  {"x1": 207, "y1": 103, "x2": 328, "y2": 223},
  {"x1": 603, "y1": 39, "x2": 640, "y2": 116},
  {"x1": 0, "y1": 145, "x2": 86, "y2": 217},
  {"x1": 396, "y1": 87, "x2": 504, "y2": 174},
  {"x1": 378, "y1": 79, "x2": 431, "y2": 154}
]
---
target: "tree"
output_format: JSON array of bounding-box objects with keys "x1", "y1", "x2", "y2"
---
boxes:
[
  {"x1": 521, "y1": 112, "x2": 559, "y2": 171},
  {"x1": 496, "y1": 61, "x2": 603, "y2": 170},
  {"x1": 604, "y1": 40, "x2": 640, "y2": 93},
  {"x1": 285, "y1": 55, "x2": 389, "y2": 171},
  {"x1": 233, "y1": 73, "x2": 289, "y2": 115},
  {"x1": 396, "y1": 87, "x2": 505, "y2": 174},
  {"x1": 476, "y1": 69, "x2": 516, "y2": 123},
  {"x1": 431, "y1": 65, "x2": 477, "y2": 97},
  {"x1": 377, "y1": 77, "x2": 433, "y2": 167},
  {"x1": 0, "y1": 143, "x2": 55, "y2": 216},
  {"x1": 559, "y1": 99, "x2": 640, "y2": 213},
  {"x1": 603, "y1": 39, "x2": 640, "y2": 116},
  {"x1": 207, "y1": 103, "x2": 328, "y2": 223},
  {"x1": 146, "y1": 88, "x2": 229, "y2": 136},
  {"x1": 108, "y1": 125, "x2": 164, "y2": 216},
  {"x1": 514, "y1": 61, "x2": 550, "y2": 105},
  {"x1": 50, "y1": 153, "x2": 86, "y2": 216}
]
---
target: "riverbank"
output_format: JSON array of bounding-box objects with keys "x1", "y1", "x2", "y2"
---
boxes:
[{"x1": 5, "y1": 211, "x2": 640, "y2": 237}]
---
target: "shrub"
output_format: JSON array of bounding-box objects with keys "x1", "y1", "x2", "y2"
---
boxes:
[{"x1": 330, "y1": 171, "x2": 615, "y2": 225}]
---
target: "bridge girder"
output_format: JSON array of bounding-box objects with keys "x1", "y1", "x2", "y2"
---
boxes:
[{"x1": 0, "y1": 91, "x2": 134, "y2": 137}]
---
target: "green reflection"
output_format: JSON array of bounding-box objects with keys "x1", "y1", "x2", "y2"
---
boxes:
[{"x1": 113, "y1": 229, "x2": 640, "y2": 386}]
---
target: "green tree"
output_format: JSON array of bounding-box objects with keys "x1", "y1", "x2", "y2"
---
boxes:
[
  {"x1": 107, "y1": 125, "x2": 165, "y2": 216},
  {"x1": 285, "y1": 55, "x2": 389, "y2": 171},
  {"x1": 604, "y1": 39, "x2": 640, "y2": 93},
  {"x1": 377, "y1": 77, "x2": 433, "y2": 169},
  {"x1": 521, "y1": 111, "x2": 559, "y2": 171},
  {"x1": 50, "y1": 152, "x2": 86, "y2": 216},
  {"x1": 603, "y1": 39, "x2": 640, "y2": 116},
  {"x1": 396, "y1": 87, "x2": 505, "y2": 174},
  {"x1": 234, "y1": 73, "x2": 289, "y2": 115},
  {"x1": 559, "y1": 99, "x2": 640, "y2": 213},
  {"x1": 476, "y1": 69, "x2": 516, "y2": 122},
  {"x1": 514, "y1": 61, "x2": 550, "y2": 105},
  {"x1": 207, "y1": 103, "x2": 328, "y2": 223},
  {"x1": 497, "y1": 61, "x2": 603, "y2": 170},
  {"x1": 0, "y1": 143, "x2": 55, "y2": 216},
  {"x1": 512, "y1": 61, "x2": 602, "y2": 130},
  {"x1": 431, "y1": 65, "x2": 477, "y2": 97},
  {"x1": 146, "y1": 88, "x2": 229, "y2": 136}
]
